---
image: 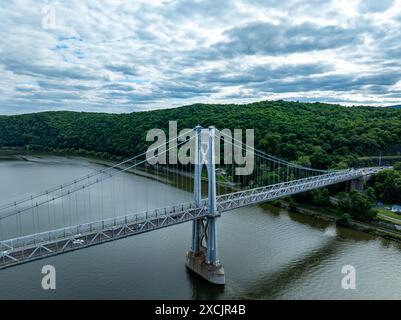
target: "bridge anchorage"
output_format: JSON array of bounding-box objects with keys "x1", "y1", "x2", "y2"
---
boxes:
[{"x1": 186, "y1": 126, "x2": 225, "y2": 285}]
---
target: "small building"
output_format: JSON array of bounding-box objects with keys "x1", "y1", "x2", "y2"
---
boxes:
[{"x1": 391, "y1": 205, "x2": 401, "y2": 213}]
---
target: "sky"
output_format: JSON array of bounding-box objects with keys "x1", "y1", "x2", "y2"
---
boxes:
[{"x1": 1, "y1": 0, "x2": 401, "y2": 114}]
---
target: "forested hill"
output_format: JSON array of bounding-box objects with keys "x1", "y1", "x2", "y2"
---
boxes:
[{"x1": 1, "y1": 100, "x2": 401, "y2": 170}]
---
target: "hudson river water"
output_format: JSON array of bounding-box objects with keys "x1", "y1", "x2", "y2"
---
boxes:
[{"x1": 1, "y1": 156, "x2": 401, "y2": 299}]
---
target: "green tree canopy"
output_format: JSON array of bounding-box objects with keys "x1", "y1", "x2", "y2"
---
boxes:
[{"x1": 370, "y1": 170, "x2": 401, "y2": 204}]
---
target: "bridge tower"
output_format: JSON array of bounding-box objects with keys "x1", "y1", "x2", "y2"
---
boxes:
[{"x1": 186, "y1": 126, "x2": 225, "y2": 285}]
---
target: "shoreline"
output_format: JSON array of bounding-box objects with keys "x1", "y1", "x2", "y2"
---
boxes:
[{"x1": 281, "y1": 201, "x2": 401, "y2": 243}]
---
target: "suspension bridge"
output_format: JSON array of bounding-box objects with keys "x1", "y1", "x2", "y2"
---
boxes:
[{"x1": 0, "y1": 126, "x2": 386, "y2": 284}]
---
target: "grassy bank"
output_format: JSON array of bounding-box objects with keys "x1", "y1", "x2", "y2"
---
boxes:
[{"x1": 281, "y1": 200, "x2": 401, "y2": 243}]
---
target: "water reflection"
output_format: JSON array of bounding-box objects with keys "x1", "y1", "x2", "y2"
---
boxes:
[{"x1": 242, "y1": 238, "x2": 340, "y2": 298}]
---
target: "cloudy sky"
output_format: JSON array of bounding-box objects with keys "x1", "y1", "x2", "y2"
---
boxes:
[{"x1": 1, "y1": 0, "x2": 401, "y2": 114}]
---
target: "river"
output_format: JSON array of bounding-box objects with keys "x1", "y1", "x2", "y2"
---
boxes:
[{"x1": 1, "y1": 156, "x2": 401, "y2": 299}]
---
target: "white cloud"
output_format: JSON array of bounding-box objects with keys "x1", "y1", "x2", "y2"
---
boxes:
[{"x1": 0, "y1": 0, "x2": 401, "y2": 114}]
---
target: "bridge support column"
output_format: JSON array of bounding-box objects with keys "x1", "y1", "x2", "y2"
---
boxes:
[
  {"x1": 191, "y1": 126, "x2": 202, "y2": 253},
  {"x1": 348, "y1": 177, "x2": 366, "y2": 191},
  {"x1": 186, "y1": 126, "x2": 225, "y2": 285}
]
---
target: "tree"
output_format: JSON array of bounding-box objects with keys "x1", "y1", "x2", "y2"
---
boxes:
[
  {"x1": 338, "y1": 192, "x2": 352, "y2": 212},
  {"x1": 338, "y1": 213, "x2": 351, "y2": 225},
  {"x1": 310, "y1": 147, "x2": 332, "y2": 169},
  {"x1": 393, "y1": 162, "x2": 401, "y2": 171},
  {"x1": 366, "y1": 187, "x2": 376, "y2": 203},
  {"x1": 259, "y1": 132, "x2": 281, "y2": 155},
  {"x1": 293, "y1": 155, "x2": 312, "y2": 167},
  {"x1": 330, "y1": 160, "x2": 349, "y2": 170},
  {"x1": 370, "y1": 170, "x2": 401, "y2": 203},
  {"x1": 286, "y1": 197, "x2": 298, "y2": 212},
  {"x1": 337, "y1": 190, "x2": 377, "y2": 221},
  {"x1": 311, "y1": 188, "x2": 330, "y2": 206}
]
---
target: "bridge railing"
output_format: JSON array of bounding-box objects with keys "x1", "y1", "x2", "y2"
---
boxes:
[{"x1": 0, "y1": 200, "x2": 200, "y2": 253}]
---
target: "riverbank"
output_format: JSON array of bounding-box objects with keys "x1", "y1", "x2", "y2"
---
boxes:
[
  {"x1": 280, "y1": 201, "x2": 401, "y2": 243},
  {"x1": 0, "y1": 147, "x2": 124, "y2": 162}
]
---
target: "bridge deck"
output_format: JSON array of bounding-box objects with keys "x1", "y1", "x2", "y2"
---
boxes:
[{"x1": 0, "y1": 167, "x2": 385, "y2": 269}]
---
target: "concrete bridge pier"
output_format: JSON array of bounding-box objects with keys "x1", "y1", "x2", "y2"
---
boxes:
[
  {"x1": 347, "y1": 176, "x2": 368, "y2": 191},
  {"x1": 186, "y1": 126, "x2": 225, "y2": 285}
]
